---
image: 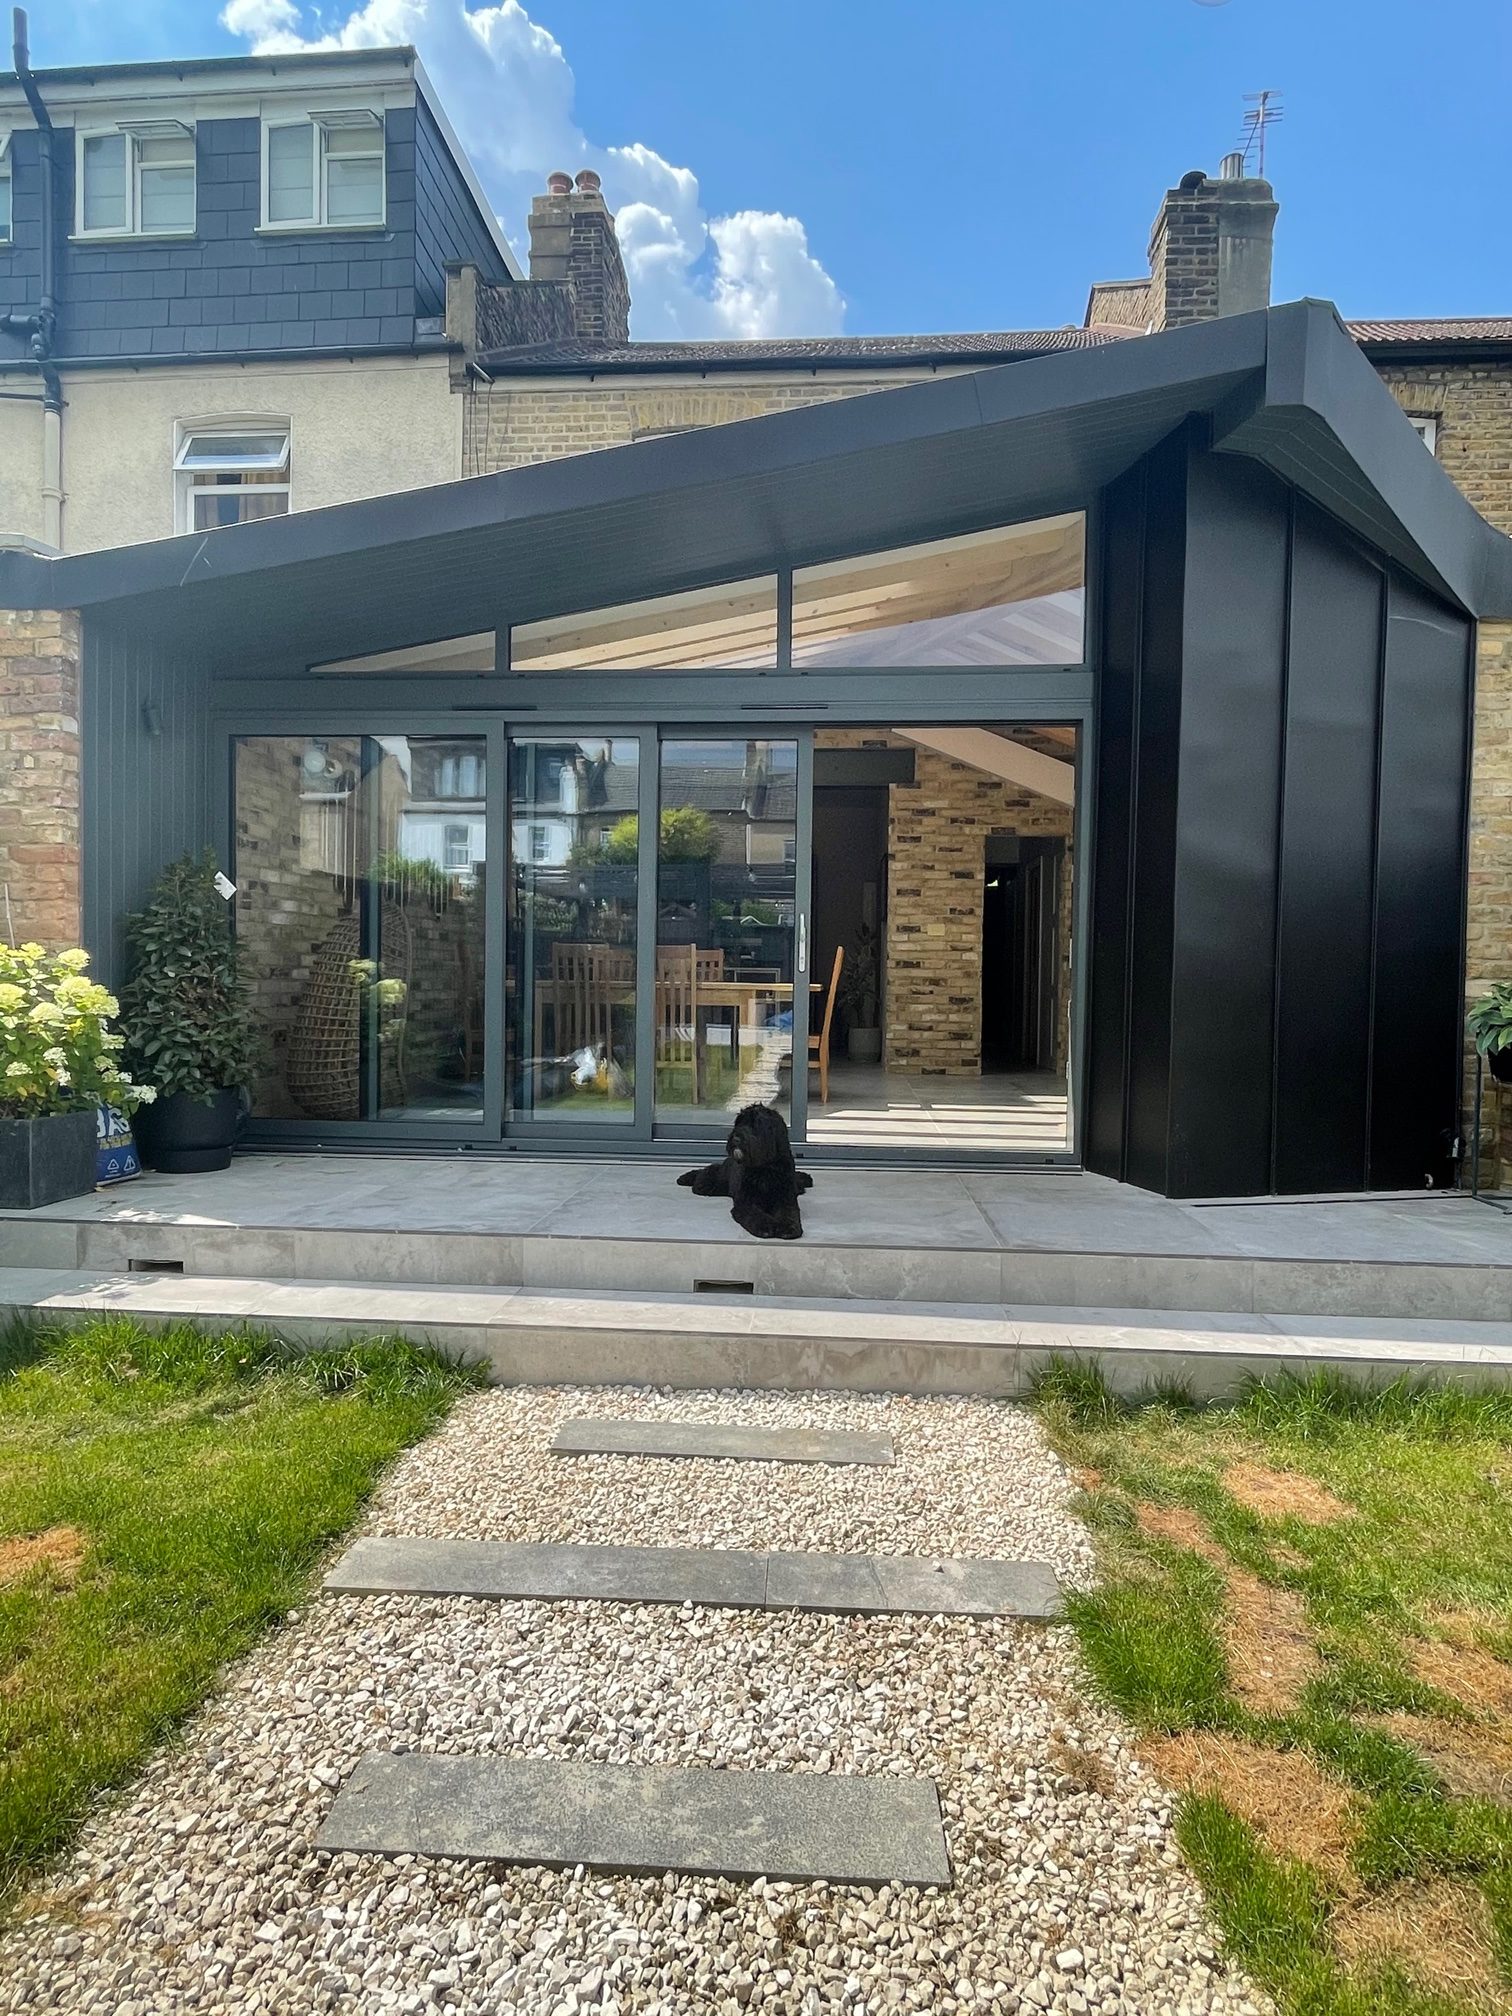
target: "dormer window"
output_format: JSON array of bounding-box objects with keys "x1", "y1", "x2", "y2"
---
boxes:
[
  {"x1": 262, "y1": 109, "x2": 385, "y2": 230},
  {"x1": 77, "y1": 121, "x2": 195, "y2": 239}
]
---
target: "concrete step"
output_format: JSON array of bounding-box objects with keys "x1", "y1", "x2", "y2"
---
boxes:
[
  {"x1": 2, "y1": 1267, "x2": 1510, "y2": 1398},
  {"x1": 318, "y1": 1754, "x2": 952, "y2": 1888},
  {"x1": 323, "y1": 1536, "x2": 1063, "y2": 1620}
]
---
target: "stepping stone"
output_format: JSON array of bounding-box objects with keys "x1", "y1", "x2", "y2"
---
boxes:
[
  {"x1": 317, "y1": 1753, "x2": 951, "y2": 1887},
  {"x1": 323, "y1": 1537, "x2": 1062, "y2": 1619},
  {"x1": 550, "y1": 1417, "x2": 896, "y2": 1465}
]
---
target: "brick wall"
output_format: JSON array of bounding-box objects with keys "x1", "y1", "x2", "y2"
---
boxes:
[
  {"x1": 1468, "y1": 620, "x2": 1512, "y2": 1183},
  {"x1": 0, "y1": 608, "x2": 81, "y2": 951},
  {"x1": 463, "y1": 377, "x2": 914, "y2": 473},
  {"x1": 886, "y1": 746, "x2": 1072, "y2": 1075},
  {"x1": 1376, "y1": 365, "x2": 1512, "y2": 537}
]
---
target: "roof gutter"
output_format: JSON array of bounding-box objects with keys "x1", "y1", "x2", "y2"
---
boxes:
[{"x1": 1, "y1": 8, "x2": 62, "y2": 549}]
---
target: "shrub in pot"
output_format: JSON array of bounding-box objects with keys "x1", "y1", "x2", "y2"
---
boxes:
[
  {"x1": 837, "y1": 921, "x2": 882, "y2": 1064},
  {"x1": 1468, "y1": 984, "x2": 1512, "y2": 1085},
  {"x1": 0, "y1": 943, "x2": 153, "y2": 1208},
  {"x1": 118, "y1": 852, "x2": 257, "y2": 1174}
]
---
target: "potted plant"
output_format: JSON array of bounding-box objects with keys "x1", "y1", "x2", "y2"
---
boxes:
[
  {"x1": 1469, "y1": 984, "x2": 1512, "y2": 1085},
  {"x1": 118, "y1": 852, "x2": 257, "y2": 1173},
  {"x1": 0, "y1": 943, "x2": 154, "y2": 1209},
  {"x1": 837, "y1": 921, "x2": 882, "y2": 1064}
]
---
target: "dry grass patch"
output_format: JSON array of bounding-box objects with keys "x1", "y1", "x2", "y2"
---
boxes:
[
  {"x1": 0, "y1": 1526, "x2": 86, "y2": 1589},
  {"x1": 1332, "y1": 1878, "x2": 1511, "y2": 2014},
  {"x1": 1048, "y1": 1731, "x2": 1116, "y2": 1799},
  {"x1": 1135, "y1": 1500, "x2": 1228, "y2": 1567},
  {"x1": 1378, "y1": 1711, "x2": 1512, "y2": 1806},
  {"x1": 1224, "y1": 1565, "x2": 1321, "y2": 1716},
  {"x1": 1223, "y1": 1460, "x2": 1351, "y2": 1525},
  {"x1": 1411, "y1": 1631, "x2": 1512, "y2": 1719},
  {"x1": 1143, "y1": 1730, "x2": 1360, "y2": 1878}
]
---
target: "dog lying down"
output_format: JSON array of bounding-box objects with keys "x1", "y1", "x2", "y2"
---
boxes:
[{"x1": 678, "y1": 1102, "x2": 813, "y2": 1241}]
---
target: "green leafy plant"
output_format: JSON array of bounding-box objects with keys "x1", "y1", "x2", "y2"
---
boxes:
[
  {"x1": 117, "y1": 852, "x2": 257, "y2": 1101},
  {"x1": 602, "y1": 807, "x2": 718, "y2": 864},
  {"x1": 836, "y1": 921, "x2": 881, "y2": 1026},
  {"x1": 0, "y1": 942, "x2": 152, "y2": 1119},
  {"x1": 371, "y1": 851, "x2": 456, "y2": 908},
  {"x1": 1467, "y1": 983, "x2": 1512, "y2": 1058}
]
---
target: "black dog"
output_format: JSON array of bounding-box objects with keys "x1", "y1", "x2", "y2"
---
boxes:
[{"x1": 678, "y1": 1103, "x2": 813, "y2": 1240}]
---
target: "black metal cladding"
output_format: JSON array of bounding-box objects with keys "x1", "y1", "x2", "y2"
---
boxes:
[{"x1": 1089, "y1": 427, "x2": 1473, "y2": 1198}]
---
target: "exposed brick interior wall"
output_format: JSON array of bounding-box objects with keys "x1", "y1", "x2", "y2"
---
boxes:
[
  {"x1": 463, "y1": 378, "x2": 913, "y2": 473},
  {"x1": 0, "y1": 608, "x2": 81, "y2": 952},
  {"x1": 816, "y1": 730, "x2": 1074, "y2": 1078}
]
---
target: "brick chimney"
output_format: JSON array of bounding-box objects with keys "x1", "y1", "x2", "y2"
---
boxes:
[
  {"x1": 1146, "y1": 159, "x2": 1278, "y2": 330},
  {"x1": 527, "y1": 167, "x2": 630, "y2": 344}
]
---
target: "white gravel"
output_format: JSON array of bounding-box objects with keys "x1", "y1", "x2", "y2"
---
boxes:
[{"x1": 0, "y1": 1387, "x2": 1269, "y2": 2016}]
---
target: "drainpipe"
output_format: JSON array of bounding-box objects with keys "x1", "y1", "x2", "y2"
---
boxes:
[{"x1": 2, "y1": 8, "x2": 62, "y2": 549}]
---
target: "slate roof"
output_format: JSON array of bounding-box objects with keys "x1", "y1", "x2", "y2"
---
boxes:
[
  {"x1": 475, "y1": 329, "x2": 1134, "y2": 372},
  {"x1": 477, "y1": 317, "x2": 1512, "y2": 375}
]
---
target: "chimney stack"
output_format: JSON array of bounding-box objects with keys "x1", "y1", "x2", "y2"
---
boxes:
[
  {"x1": 1146, "y1": 164, "x2": 1277, "y2": 331},
  {"x1": 526, "y1": 166, "x2": 630, "y2": 344}
]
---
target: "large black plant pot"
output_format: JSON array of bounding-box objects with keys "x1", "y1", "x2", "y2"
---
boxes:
[
  {"x1": 0, "y1": 1110, "x2": 98, "y2": 1209},
  {"x1": 135, "y1": 1088, "x2": 243, "y2": 1174},
  {"x1": 1490, "y1": 1050, "x2": 1512, "y2": 1087}
]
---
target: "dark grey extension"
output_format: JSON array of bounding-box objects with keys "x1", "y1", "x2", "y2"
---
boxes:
[
  {"x1": 548, "y1": 1417, "x2": 897, "y2": 1465},
  {"x1": 317, "y1": 1754, "x2": 952, "y2": 1888},
  {"x1": 322, "y1": 1537, "x2": 1063, "y2": 1619}
]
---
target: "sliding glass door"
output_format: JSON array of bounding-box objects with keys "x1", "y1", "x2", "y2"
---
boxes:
[
  {"x1": 235, "y1": 719, "x2": 812, "y2": 1148},
  {"x1": 653, "y1": 737, "x2": 807, "y2": 1133}
]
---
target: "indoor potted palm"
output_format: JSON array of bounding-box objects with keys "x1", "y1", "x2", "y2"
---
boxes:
[
  {"x1": 1468, "y1": 984, "x2": 1512, "y2": 1085},
  {"x1": 118, "y1": 852, "x2": 257, "y2": 1173},
  {"x1": 0, "y1": 943, "x2": 153, "y2": 1208},
  {"x1": 838, "y1": 921, "x2": 882, "y2": 1064}
]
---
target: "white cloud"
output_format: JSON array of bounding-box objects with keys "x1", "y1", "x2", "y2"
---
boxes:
[{"x1": 218, "y1": 0, "x2": 845, "y2": 340}]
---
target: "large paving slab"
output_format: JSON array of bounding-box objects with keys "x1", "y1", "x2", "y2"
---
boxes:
[
  {"x1": 549, "y1": 1416, "x2": 896, "y2": 1465},
  {"x1": 316, "y1": 1753, "x2": 952, "y2": 1887},
  {"x1": 322, "y1": 1535, "x2": 1064, "y2": 1619}
]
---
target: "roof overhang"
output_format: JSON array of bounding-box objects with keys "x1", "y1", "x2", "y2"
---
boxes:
[{"x1": 4, "y1": 300, "x2": 1509, "y2": 671}]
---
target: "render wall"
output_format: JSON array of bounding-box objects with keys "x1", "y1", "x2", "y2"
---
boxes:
[{"x1": 1, "y1": 353, "x2": 461, "y2": 554}]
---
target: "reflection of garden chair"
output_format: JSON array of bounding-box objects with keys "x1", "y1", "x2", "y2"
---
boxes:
[
  {"x1": 286, "y1": 903, "x2": 413, "y2": 1119},
  {"x1": 808, "y1": 944, "x2": 844, "y2": 1105},
  {"x1": 654, "y1": 946, "x2": 723, "y2": 1100},
  {"x1": 538, "y1": 942, "x2": 636, "y2": 1066}
]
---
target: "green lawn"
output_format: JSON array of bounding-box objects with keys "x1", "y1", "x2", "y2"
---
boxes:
[
  {"x1": 1036, "y1": 1362, "x2": 1512, "y2": 2016},
  {"x1": 0, "y1": 1314, "x2": 474, "y2": 1909}
]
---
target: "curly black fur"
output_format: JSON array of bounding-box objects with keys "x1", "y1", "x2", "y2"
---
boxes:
[{"x1": 677, "y1": 1103, "x2": 813, "y2": 1241}]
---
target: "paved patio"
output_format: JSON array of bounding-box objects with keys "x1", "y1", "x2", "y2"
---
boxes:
[{"x1": 6, "y1": 1154, "x2": 1512, "y2": 1264}]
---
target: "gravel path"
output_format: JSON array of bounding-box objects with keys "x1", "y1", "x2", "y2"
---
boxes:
[{"x1": 1, "y1": 1388, "x2": 1268, "y2": 2016}]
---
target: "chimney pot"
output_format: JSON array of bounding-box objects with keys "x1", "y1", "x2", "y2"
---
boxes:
[
  {"x1": 1178, "y1": 169, "x2": 1207, "y2": 192},
  {"x1": 574, "y1": 168, "x2": 602, "y2": 195},
  {"x1": 546, "y1": 170, "x2": 573, "y2": 195},
  {"x1": 1220, "y1": 151, "x2": 1246, "y2": 180}
]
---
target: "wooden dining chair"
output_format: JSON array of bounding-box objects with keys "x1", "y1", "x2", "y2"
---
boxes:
[{"x1": 808, "y1": 945, "x2": 844, "y2": 1105}]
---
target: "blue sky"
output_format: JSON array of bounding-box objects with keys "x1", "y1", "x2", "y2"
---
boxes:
[{"x1": 55, "y1": 0, "x2": 1512, "y2": 338}]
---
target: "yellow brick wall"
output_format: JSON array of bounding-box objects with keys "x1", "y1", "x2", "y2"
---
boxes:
[
  {"x1": 1468, "y1": 619, "x2": 1512, "y2": 1183},
  {"x1": 463, "y1": 377, "x2": 916, "y2": 473},
  {"x1": 1377, "y1": 365, "x2": 1512, "y2": 536},
  {"x1": 0, "y1": 608, "x2": 81, "y2": 953}
]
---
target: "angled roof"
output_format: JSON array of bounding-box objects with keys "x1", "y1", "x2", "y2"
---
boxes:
[
  {"x1": 1348, "y1": 317, "x2": 1512, "y2": 351},
  {"x1": 4, "y1": 300, "x2": 1508, "y2": 669}
]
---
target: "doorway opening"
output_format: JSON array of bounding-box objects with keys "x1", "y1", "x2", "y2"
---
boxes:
[{"x1": 805, "y1": 724, "x2": 1076, "y2": 1156}]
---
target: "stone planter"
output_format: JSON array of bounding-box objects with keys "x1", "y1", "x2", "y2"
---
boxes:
[
  {"x1": 847, "y1": 1026, "x2": 882, "y2": 1064},
  {"x1": 0, "y1": 1110, "x2": 98, "y2": 1210},
  {"x1": 135, "y1": 1087, "x2": 243, "y2": 1174}
]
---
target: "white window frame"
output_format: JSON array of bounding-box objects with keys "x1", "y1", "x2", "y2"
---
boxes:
[
  {"x1": 442, "y1": 823, "x2": 473, "y2": 872},
  {"x1": 1408, "y1": 415, "x2": 1439, "y2": 456},
  {"x1": 74, "y1": 121, "x2": 196, "y2": 241},
  {"x1": 173, "y1": 419, "x2": 292, "y2": 535},
  {"x1": 259, "y1": 109, "x2": 386, "y2": 232},
  {"x1": 0, "y1": 131, "x2": 12, "y2": 248}
]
